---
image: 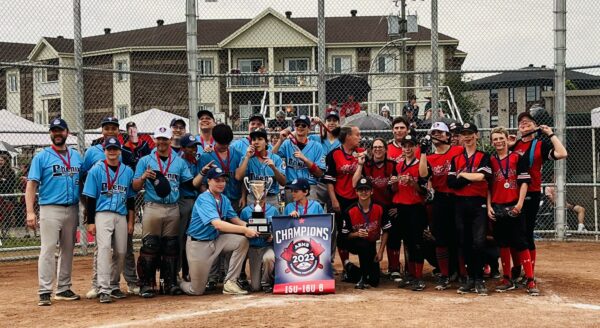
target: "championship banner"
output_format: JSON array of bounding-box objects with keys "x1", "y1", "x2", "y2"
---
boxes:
[{"x1": 272, "y1": 214, "x2": 335, "y2": 294}]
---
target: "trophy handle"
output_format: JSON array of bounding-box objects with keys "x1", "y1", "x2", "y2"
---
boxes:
[
  {"x1": 265, "y1": 177, "x2": 273, "y2": 195},
  {"x1": 243, "y1": 177, "x2": 250, "y2": 191}
]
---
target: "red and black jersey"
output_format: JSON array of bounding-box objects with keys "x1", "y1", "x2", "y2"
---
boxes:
[
  {"x1": 387, "y1": 141, "x2": 420, "y2": 163},
  {"x1": 447, "y1": 150, "x2": 491, "y2": 198},
  {"x1": 324, "y1": 147, "x2": 365, "y2": 200},
  {"x1": 489, "y1": 152, "x2": 531, "y2": 204},
  {"x1": 362, "y1": 159, "x2": 397, "y2": 206},
  {"x1": 426, "y1": 145, "x2": 464, "y2": 194},
  {"x1": 511, "y1": 138, "x2": 555, "y2": 192},
  {"x1": 341, "y1": 202, "x2": 391, "y2": 242},
  {"x1": 393, "y1": 157, "x2": 424, "y2": 205}
]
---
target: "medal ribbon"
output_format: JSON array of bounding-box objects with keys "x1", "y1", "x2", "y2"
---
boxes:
[
  {"x1": 214, "y1": 194, "x2": 223, "y2": 218},
  {"x1": 295, "y1": 200, "x2": 309, "y2": 216},
  {"x1": 400, "y1": 157, "x2": 417, "y2": 174},
  {"x1": 216, "y1": 148, "x2": 230, "y2": 173},
  {"x1": 104, "y1": 160, "x2": 121, "y2": 194},
  {"x1": 463, "y1": 150, "x2": 476, "y2": 172},
  {"x1": 357, "y1": 201, "x2": 373, "y2": 226},
  {"x1": 495, "y1": 153, "x2": 510, "y2": 182},
  {"x1": 199, "y1": 136, "x2": 214, "y2": 149},
  {"x1": 51, "y1": 145, "x2": 71, "y2": 171},
  {"x1": 155, "y1": 151, "x2": 172, "y2": 176}
]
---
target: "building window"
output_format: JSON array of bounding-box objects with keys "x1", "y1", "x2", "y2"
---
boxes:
[
  {"x1": 35, "y1": 100, "x2": 49, "y2": 125},
  {"x1": 490, "y1": 89, "x2": 499, "y2": 100},
  {"x1": 116, "y1": 105, "x2": 130, "y2": 119},
  {"x1": 490, "y1": 115, "x2": 499, "y2": 128},
  {"x1": 8, "y1": 74, "x2": 18, "y2": 92},
  {"x1": 377, "y1": 56, "x2": 395, "y2": 73},
  {"x1": 238, "y1": 59, "x2": 263, "y2": 73},
  {"x1": 198, "y1": 103, "x2": 215, "y2": 112},
  {"x1": 526, "y1": 86, "x2": 541, "y2": 102},
  {"x1": 509, "y1": 113, "x2": 517, "y2": 129},
  {"x1": 198, "y1": 58, "x2": 214, "y2": 78},
  {"x1": 285, "y1": 58, "x2": 309, "y2": 72},
  {"x1": 35, "y1": 69, "x2": 46, "y2": 83},
  {"x1": 509, "y1": 88, "x2": 516, "y2": 103},
  {"x1": 332, "y1": 56, "x2": 351, "y2": 73},
  {"x1": 422, "y1": 74, "x2": 432, "y2": 87},
  {"x1": 115, "y1": 60, "x2": 128, "y2": 82}
]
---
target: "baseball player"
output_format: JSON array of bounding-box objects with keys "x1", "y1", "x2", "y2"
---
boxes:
[
  {"x1": 133, "y1": 125, "x2": 194, "y2": 298},
  {"x1": 447, "y1": 122, "x2": 491, "y2": 296},
  {"x1": 196, "y1": 109, "x2": 216, "y2": 157},
  {"x1": 283, "y1": 178, "x2": 325, "y2": 216},
  {"x1": 26, "y1": 118, "x2": 82, "y2": 306},
  {"x1": 178, "y1": 133, "x2": 201, "y2": 281},
  {"x1": 392, "y1": 132, "x2": 428, "y2": 291},
  {"x1": 341, "y1": 178, "x2": 391, "y2": 289},
  {"x1": 83, "y1": 136, "x2": 136, "y2": 303},
  {"x1": 509, "y1": 112, "x2": 567, "y2": 288},
  {"x1": 180, "y1": 167, "x2": 260, "y2": 296},
  {"x1": 309, "y1": 111, "x2": 341, "y2": 210},
  {"x1": 448, "y1": 122, "x2": 463, "y2": 147},
  {"x1": 352, "y1": 138, "x2": 399, "y2": 280},
  {"x1": 486, "y1": 127, "x2": 536, "y2": 295},
  {"x1": 273, "y1": 115, "x2": 325, "y2": 203},
  {"x1": 122, "y1": 121, "x2": 154, "y2": 170},
  {"x1": 83, "y1": 116, "x2": 139, "y2": 299},
  {"x1": 231, "y1": 113, "x2": 270, "y2": 156},
  {"x1": 239, "y1": 196, "x2": 280, "y2": 292},
  {"x1": 170, "y1": 118, "x2": 187, "y2": 154},
  {"x1": 388, "y1": 116, "x2": 418, "y2": 162},
  {"x1": 324, "y1": 125, "x2": 364, "y2": 278},
  {"x1": 235, "y1": 128, "x2": 286, "y2": 207},
  {"x1": 418, "y1": 121, "x2": 464, "y2": 290}
]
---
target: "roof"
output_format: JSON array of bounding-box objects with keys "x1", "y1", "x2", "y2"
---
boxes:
[
  {"x1": 0, "y1": 109, "x2": 79, "y2": 147},
  {"x1": 43, "y1": 12, "x2": 458, "y2": 54},
  {"x1": 469, "y1": 67, "x2": 600, "y2": 90},
  {"x1": 0, "y1": 42, "x2": 36, "y2": 62}
]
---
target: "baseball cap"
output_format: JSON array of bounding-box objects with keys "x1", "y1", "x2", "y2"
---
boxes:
[
  {"x1": 325, "y1": 110, "x2": 340, "y2": 121},
  {"x1": 206, "y1": 167, "x2": 228, "y2": 180},
  {"x1": 49, "y1": 118, "x2": 68, "y2": 131},
  {"x1": 248, "y1": 113, "x2": 266, "y2": 125},
  {"x1": 429, "y1": 121, "x2": 450, "y2": 134},
  {"x1": 249, "y1": 128, "x2": 268, "y2": 141},
  {"x1": 197, "y1": 109, "x2": 215, "y2": 120},
  {"x1": 400, "y1": 131, "x2": 418, "y2": 145},
  {"x1": 154, "y1": 125, "x2": 172, "y2": 139},
  {"x1": 103, "y1": 136, "x2": 121, "y2": 150},
  {"x1": 101, "y1": 116, "x2": 119, "y2": 127},
  {"x1": 449, "y1": 121, "x2": 462, "y2": 133},
  {"x1": 180, "y1": 133, "x2": 199, "y2": 148},
  {"x1": 286, "y1": 178, "x2": 310, "y2": 191},
  {"x1": 294, "y1": 115, "x2": 311, "y2": 127},
  {"x1": 170, "y1": 118, "x2": 186, "y2": 128},
  {"x1": 151, "y1": 171, "x2": 172, "y2": 198},
  {"x1": 517, "y1": 111, "x2": 536, "y2": 124},
  {"x1": 380, "y1": 105, "x2": 390, "y2": 113},
  {"x1": 125, "y1": 121, "x2": 137, "y2": 129},
  {"x1": 461, "y1": 122, "x2": 478, "y2": 134},
  {"x1": 355, "y1": 177, "x2": 373, "y2": 190}
]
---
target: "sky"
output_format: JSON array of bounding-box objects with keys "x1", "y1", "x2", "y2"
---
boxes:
[{"x1": 1, "y1": 0, "x2": 598, "y2": 71}]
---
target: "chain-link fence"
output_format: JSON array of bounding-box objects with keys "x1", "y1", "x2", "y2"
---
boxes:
[{"x1": 1, "y1": 0, "x2": 599, "y2": 260}]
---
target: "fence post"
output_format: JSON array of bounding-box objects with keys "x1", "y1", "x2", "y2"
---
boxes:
[
  {"x1": 430, "y1": 0, "x2": 439, "y2": 122},
  {"x1": 317, "y1": 0, "x2": 326, "y2": 117},
  {"x1": 72, "y1": 0, "x2": 85, "y2": 153},
  {"x1": 553, "y1": 0, "x2": 567, "y2": 240},
  {"x1": 186, "y1": 0, "x2": 199, "y2": 134}
]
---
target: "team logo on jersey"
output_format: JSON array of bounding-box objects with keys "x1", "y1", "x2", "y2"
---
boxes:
[{"x1": 280, "y1": 239, "x2": 325, "y2": 276}]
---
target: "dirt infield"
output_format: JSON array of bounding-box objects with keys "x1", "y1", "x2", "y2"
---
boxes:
[{"x1": 1, "y1": 241, "x2": 600, "y2": 328}]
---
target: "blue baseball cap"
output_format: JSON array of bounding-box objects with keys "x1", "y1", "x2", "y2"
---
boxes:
[
  {"x1": 294, "y1": 115, "x2": 311, "y2": 126},
  {"x1": 206, "y1": 167, "x2": 228, "y2": 180},
  {"x1": 49, "y1": 118, "x2": 68, "y2": 131},
  {"x1": 180, "y1": 133, "x2": 199, "y2": 148},
  {"x1": 286, "y1": 178, "x2": 310, "y2": 191},
  {"x1": 103, "y1": 136, "x2": 121, "y2": 150},
  {"x1": 325, "y1": 110, "x2": 340, "y2": 121},
  {"x1": 101, "y1": 116, "x2": 119, "y2": 127}
]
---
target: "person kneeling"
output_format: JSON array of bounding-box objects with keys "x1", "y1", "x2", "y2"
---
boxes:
[
  {"x1": 341, "y1": 178, "x2": 390, "y2": 289},
  {"x1": 240, "y1": 198, "x2": 280, "y2": 293},
  {"x1": 180, "y1": 168, "x2": 260, "y2": 296}
]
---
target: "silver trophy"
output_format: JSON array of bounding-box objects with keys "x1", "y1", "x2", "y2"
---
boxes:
[{"x1": 243, "y1": 177, "x2": 273, "y2": 234}]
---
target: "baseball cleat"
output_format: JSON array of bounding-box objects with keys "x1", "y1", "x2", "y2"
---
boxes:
[
  {"x1": 411, "y1": 280, "x2": 426, "y2": 291},
  {"x1": 54, "y1": 290, "x2": 80, "y2": 301},
  {"x1": 526, "y1": 280, "x2": 540, "y2": 296},
  {"x1": 99, "y1": 293, "x2": 112, "y2": 303},
  {"x1": 457, "y1": 279, "x2": 475, "y2": 294},
  {"x1": 127, "y1": 284, "x2": 140, "y2": 295},
  {"x1": 475, "y1": 281, "x2": 488, "y2": 296},
  {"x1": 38, "y1": 293, "x2": 51, "y2": 306},
  {"x1": 354, "y1": 278, "x2": 370, "y2": 290},
  {"x1": 86, "y1": 288, "x2": 99, "y2": 299},
  {"x1": 139, "y1": 286, "x2": 155, "y2": 298},
  {"x1": 495, "y1": 278, "x2": 516, "y2": 293},
  {"x1": 223, "y1": 280, "x2": 249, "y2": 295},
  {"x1": 110, "y1": 289, "x2": 127, "y2": 299},
  {"x1": 435, "y1": 276, "x2": 450, "y2": 290},
  {"x1": 389, "y1": 271, "x2": 401, "y2": 281},
  {"x1": 205, "y1": 281, "x2": 217, "y2": 292}
]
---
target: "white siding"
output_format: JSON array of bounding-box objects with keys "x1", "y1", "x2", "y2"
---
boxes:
[
  {"x1": 5, "y1": 68, "x2": 20, "y2": 115},
  {"x1": 226, "y1": 15, "x2": 315, "y2": 48},
  {"x1": 198, "y1": 50, "x2": 220, "y2": 113}
]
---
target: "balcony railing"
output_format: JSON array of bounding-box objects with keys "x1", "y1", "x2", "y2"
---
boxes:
[
  {"x1": 226, "y1": 71, "x2": 317, "y2": 89},
  {"x1": 37, "y1": 80, "x2": 60, "y2": 97},
  {"x1": 274, "y1": 75, "x2": 316, "y2": 87}
]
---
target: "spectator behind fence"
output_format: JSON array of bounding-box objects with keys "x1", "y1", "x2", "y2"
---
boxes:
[
  {"x1": 0, "y1": 154, "x2": 17, "y2": 239},
  {"x1": 268, "y1": 111, "x2": 289, "y2": 131},
  {"x1": 380, "y1": 105, "x2": 393, "y2": 123},
  {"x1": 544, "y1": 185, "x2": 587, "y2": 232},
  {"x1": 340, "y1": 95, "x2": 361, "y2": 119}
]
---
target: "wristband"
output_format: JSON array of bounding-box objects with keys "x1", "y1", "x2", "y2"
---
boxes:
[
  {"x1": 547, "y1": 133, "x2": 556, "y2": 139},
  {"x1": 309, "y1": 162, "x2": 318, "y2": 173}
]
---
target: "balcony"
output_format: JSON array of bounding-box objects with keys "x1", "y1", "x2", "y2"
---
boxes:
[
  {"x1": 37, "y1": 80, "x2": 60, "y2": 98},
  {"x1": 274, "y1": 75, "x2": 317, "y2": 88},
  {"x1": 226, "y1": 71, "x2": 317, "y2": 91}
]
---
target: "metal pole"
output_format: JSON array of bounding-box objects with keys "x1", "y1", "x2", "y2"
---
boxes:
[
  {"x1": 317, "y1": 0, "x2": 326, "y2": 117},
  {"x1": 554, "y1": 0, "x2": 567, "y2": 240},
  {"x1": 593, "y1": 129, "x2": 598, "y2": 240},
  {"x1": 186, "y1": 0, "x2": 199, "y2": 135},
  {"x1": 430, "y1": 0, "x2": 439, "y2": 122},
  {"x1": 401, "y1": 0, "x2": 407, "y2": 110},
  {"x1": 72, "y1": 0, "x2": 85, "y2": 153}
]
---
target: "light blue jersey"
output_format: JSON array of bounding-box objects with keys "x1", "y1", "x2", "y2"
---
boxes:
[
  {"x1": 239, "y1": 151, "x2": 285, "y2": 195},
  {"x1": 83, "y1": 161, "x2": 135, "y2": 216},
  {"x1": 195, "y1": 136, "x2": 215, "y2": 159},
  {"x1": 240, "y1": 204, "x2": 279, "y2": 248},
  {"x1": 187, "y1": 191, "x2": 237, "y2": 241},
  {"x1": 82, "y1": 145, "x2": 106, "y2": 175},
  {"x1": 283, "y1": 200, "x2": 324, "y2": 216},
  {"x1": 308, "y1": 134, "x2": 341, "y2": 156},
  {"x1": 28, "y1": 147, "x2": 82, "y2": 205},
  {"x1": 277, "y1": 139, "x2": 326, "y2": 185},
  {"x1": 134, "y1": 149, "x2": 193, "y2": 204},
  {"x1": 179, "y1": 154, "x2": 200, "y2": 198},
  {"x1": 199, "y1": 147, "x2": 243, "y2": 201}
]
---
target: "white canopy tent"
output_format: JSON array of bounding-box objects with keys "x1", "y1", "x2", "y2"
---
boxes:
[
  {"x1": 0, "y1": 109, "x2": 79, "y2": 148},
  {"x1": 89, "y1": 108, "x2": 189, "y2": 134}
]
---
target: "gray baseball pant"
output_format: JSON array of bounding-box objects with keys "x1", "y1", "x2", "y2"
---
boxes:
[
  {"x1": 142, "y1": 202, "x2": 180, "y2": 237},
  {"x1": 178, "y1": 198, "x2": 195, "y2": 271},
  {"x1": 95, "y1": 212, "x2": 128, "y2": 295},
  {"x1": 89, "y1": 233, "x2": 137, "y2": 290},
  {"x1": 180, "y1": 234, "x2": 249, "y2": 295},
  {"x1": 38, "y1": 204, "x2": 78, "y2": 295},
  {"x1": 247, "y1": 246, "x2": 275, "y2": 292}
]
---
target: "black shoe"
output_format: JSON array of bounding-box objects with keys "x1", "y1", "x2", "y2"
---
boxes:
[
  {"x1": 38, "y1": 293, "x2": 51, "y2": 306},
  {"x1": 140, "y1": 286, "x2": 155, "y2": 298},
  {"x1": 490, "y1": 270, "x2": 502, "y2": 279},
  {"x1": 354, "y1": 278, "x2": 369, "y2": 289},
  {"x1": 110, "y1": 289, "x2": 127, "y2": 299},
  {"x1": 341, "y1": 271, "x2": 351, "y2": 283},
  {"x1": 237, "y1": 279, "x2": 252, "y2": 291},
  {"x1": 411, "y1": 279, "x2": 426, "y2": 291},
  {"x1": 457, "y1": 279, "x2": 475, "y2": 294},
  {"x1": 475, "y1": 281, "x2": 488, "y2": 296},
  {"x1": 435, "y1": 276, "x2": 450, "y2": 290},
  {"x1": 205, "y1": 281, "x2": 217, "y2": 292},
  {"x1": 54, "y1": 289, "x2": 80, "y2": 301},
  {"x1": 389, "y1": 271, "x2": 401, "y2": 282},
  {"x1": 262, "y1": 285, "x2": 274, "y2": 293},
  {"x1": 99, "y1": 293, "x2": 112, "y2": 303},
  {"x1": 168, "y1": 285, "x2": 183, "y2": 295},
  {"x1": 495, "y1": 278, "x2": 516, "y2": 293},
  {"x1": 526, "y1": 280, "x2": 540, "y2": 296}
]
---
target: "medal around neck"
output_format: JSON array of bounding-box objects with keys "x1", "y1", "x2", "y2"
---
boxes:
[{"x1": 243, "y1": 177, "x2": 273, "y2": 235}]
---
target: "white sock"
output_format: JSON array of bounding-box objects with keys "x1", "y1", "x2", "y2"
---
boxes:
[{"x1": 578, "y1": 223, "x2": 585, "y2": 231}]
